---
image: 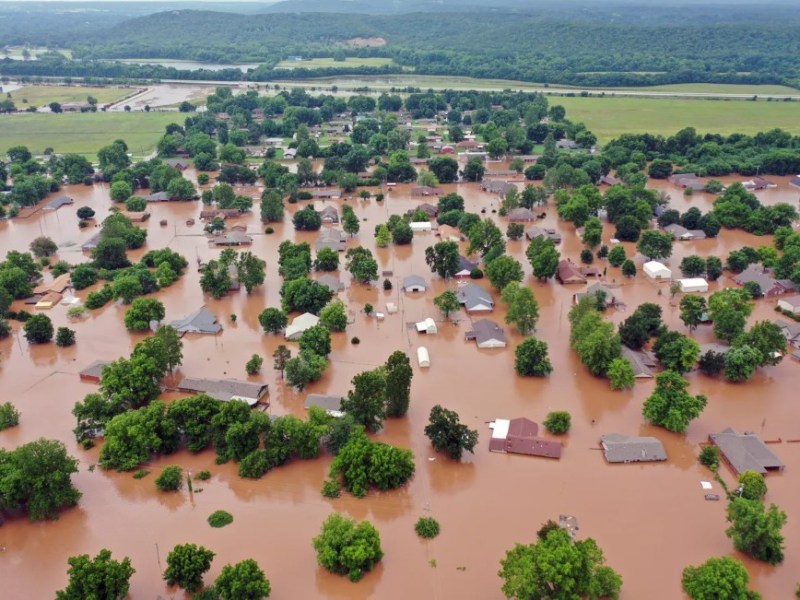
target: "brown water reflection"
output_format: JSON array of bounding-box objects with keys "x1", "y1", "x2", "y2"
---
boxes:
[{"x1": 1, "y1": 172, "x2": 799, "y2": 598}]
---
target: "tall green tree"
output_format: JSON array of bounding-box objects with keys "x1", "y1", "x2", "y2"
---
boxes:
[
  {"x1": 215, "y1": 559, "x2": 272, "y2": 600},
  {"x1": 384, "y1": 351, "x2": 413, "y2": 418},
  {"x1": 642, "y1": 370, "x2": 707, "y2": 433},
  {"x1": 501, "y1": 282, "x2": 539, "y2": 335},
  {"x1": 486, "y1": 255, "x2": 524, "y2": 292},
  {"x1": 726, "y1": 498, "x2": 786, "y2": 565},
  {"x1": 514, "y1": 338, "x2": 553, "y2": 377},
  {"x1": 164, "y1": 543, "x2": 215, "y2": 593},
  {"x1": 526, "y1": 236, "x2": 560, "y2": 280},
  {"x1": 313, "y1": 514, "x2": 383, "y2": 582},
  {"x1": 340, "y1": 368, "x2": 386, "y2": 432},
  {"x1": 682, "y1": 556, "x2": 759, "y2": 600},
  {"x1": 680, "y1": 295, "x2": 707, "y2": 331},
  {"x1": 56, "y1": 549, "x2": 135, "y2": 600},
  {"x1": 425, "y1": 241, "x2": 460, "y2": 278},
  {"x1": 424, "y1": 405, "x2": 479, "y2": 461}
]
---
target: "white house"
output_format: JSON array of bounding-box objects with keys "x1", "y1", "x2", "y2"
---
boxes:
[
  {"x1": 678, "y1": 278, "x2": 709, "y2": 293},
  {"x1": 417, "y1": 346, "x2": 431, "y2": 367},
  {"x1": 643, "y1": 261, "x2": 672, "y2": 280},
  {"x1": 415, "y1": 317, "x2": 438, "y2": 334},
  {"x1": 285, "y1": 312, "x2": 320, "y2": 340}
]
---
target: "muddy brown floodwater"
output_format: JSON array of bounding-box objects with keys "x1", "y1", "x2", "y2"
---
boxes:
[{"x1": 1, "y1": 169, "x2": 799, "y2": 599}]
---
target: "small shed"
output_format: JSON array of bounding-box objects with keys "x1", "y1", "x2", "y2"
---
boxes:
[
  {"x1": 403, "y1": 275, "x2": 427, "y2": 292},
  {"x1": 643, "y1": 261, "x2": 672, "y2": 280},
  {"x1": 417, "y1": 346, "x2": 431, "y2": 367},
  {"x1": 416, "y1": 318, "x2": 438, "y2": 335},
  {"x1": 678, "y1": 278, "x2": 709, "y2": 293},
  {"x1": 410, "y1": 221, "x2": 433, "y2": 232}
]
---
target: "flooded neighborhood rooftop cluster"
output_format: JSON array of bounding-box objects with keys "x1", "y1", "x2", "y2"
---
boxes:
[{"x1": 1, "y1": 80, "x2": 800, "y2": 600}]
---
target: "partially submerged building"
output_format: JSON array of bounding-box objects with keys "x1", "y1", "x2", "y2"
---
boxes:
[
  {"x1": 600, "y1": 434, "x2": 667, "y2": 463},
  {"x1": 403, "y1": 274, "x2": 427, "y2": 292},
  {"x1": 556, "y1": 259, "x2": 586, "y2": 285},
  {"x1": 621, "y1": 347, "x2": 657, "y2": 378},
  {"x1": 285, "y1": 312, "x2": 320, "y2": 340},
  {"x1": 304, "y1": 393, "x2": 345, "y2": 417},
  {"x1": 488, "y1": 418, "x2": 562, "y2": 459},
  {"x1": 79, "y1": 360, "x2": 111, "y2": 384},
  {"x1": 465, "y1": 319, "x2": 507, "y2": 348},
  {"x1": 456, "y1": 283, "x2": 494, "y2": 312},
  {"x1": 177, "y1": 377, "x2": 268, "y2": 406},
  {"x1": 455, "y1": 255, "x2": 478, "y2": 278},
  {"x1": 316, "y1": 228, "x2": 347, "y2": 252},
  {"x1": 709, "y1": 428, "x2": 784, "y2": 475},
  {"x1": 169, "y1": 307, "x2": 222, "y2": 335}
]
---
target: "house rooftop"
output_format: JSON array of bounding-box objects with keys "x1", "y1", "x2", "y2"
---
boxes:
[
  {"x1": 169, "y1": 307, "x2": 222, "y2": 335},
  {"x1": 600, "y1": 434, "x2": 667, "y2": 463},
  {"x1": 178, "y1": 377, "x2": 268, "y2": 405},
  {"x1": 304, "y1": 393, "x2": 345, "y2": 417},
  {"x1": 465, "y1": 318, "x2": 506, "y2": 346},
  {"x1": 489, "y1": 418, "x2": 562, "y2": 458},
  {"x1": 709, "y1": 427, "x2": 784, "y2": 475}
]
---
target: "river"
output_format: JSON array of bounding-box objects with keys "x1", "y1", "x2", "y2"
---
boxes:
[{"x1": 0, "y1": 171, "x2": 798, "y2": 598}]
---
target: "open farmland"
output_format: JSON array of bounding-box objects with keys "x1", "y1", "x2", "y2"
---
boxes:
[
  {"x1": 0, "y1": 112, "x2": 181, "y2": 160},
  {"x1": 7, "y1": 85, "x2": 135, "y2": 107}
]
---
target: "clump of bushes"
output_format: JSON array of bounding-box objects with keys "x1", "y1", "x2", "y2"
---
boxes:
[
  {"x1": 208, "y1": 510, "x2": 234, "y2": 528},
  {"x1": 0, "y1": 402, "x2": 21, "y2": 430},
  {"x1": 699, "y1": 445, "x2": 720, "y2": 471},
  {"x1": 415, "y1": 517, "x2": 440, "y2": 539},
  {"x1": 543, "y1": 411, "x2": 571, "y2": 434},
  {"x1": 195, "y1": 470, "x2": 211, "y2": 481},
  {"x1": 133, "y1": 469, "x2": 150, "y2": 479},
  {"x1": 155, "y1": 465, "x2": 183, "y2": 491}
]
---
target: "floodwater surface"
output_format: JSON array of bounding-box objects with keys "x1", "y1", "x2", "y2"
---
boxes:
[{"x1": 0, "y1": 171, "x2": 799, "y2": 598}]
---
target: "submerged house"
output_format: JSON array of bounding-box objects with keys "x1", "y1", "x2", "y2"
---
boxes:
[
  {"x1": 507, "y1": 208, "x2": 536, "y2": 222},
  {"x1": 319, "y1": 205, "x2": 339, "y2": 224},
  {"x1": 465, "y1": 319, "x2": 506, "y2": 348},
  {"x1": 169, "y1": 307, "x2": 222, "y2": 335},
  {"x1": 304, "y1": 393, "x2": 345, "y2": 418},
  {"x1": 525, "y1": 226, "x2": 562, "y2": 244},
  {"x1": 285, "y1": 312, "x2": 320, "y2": 340},
  {"x1": 621, "y1": 347, "x2": 657, "y2": 378},
  {"x1": 79, "y1": 360, "x2": 110, "y2": 383},
  {"x1": 316, "y1": 228, "x2": 347, "y2": 252},
  {"x1": 403, "y1": 274, "x2": 427, "y2": 292},
  {"x1": 556, "y1": 259, "x2": 586, "y2": 285},
  {"x1": 457, "y1": 283, "x2": 494, "y2": 312},
  {"x1": 43, "y1": 195, "x2": 74, "y2": 211},
  {"x1": 734, "y1": 264, "x2": 795, "y2": 297},
  {"x1": 208, "y1": 229, "x2": 253, "y2": 247},
  {"x1": 317, "y1": 274, "x2": 344, "y2": 293},
  {"x1": 488, "y1": 418, "x2": 562, "y2": 459},
  {"x1": 709, "y1": 428, "x2": 784, "y2": 475},
  {"x1": 178, "y1": 377, "x2": 268, "y2": 406},
  {"x1": 663, "y1": 223, "x2": 706, "y2": 241},
  {"x1": 574, "y1": 283, "x2": 620, "y2": 308},
  {"x1": 455, "y1": 255, "x2": 478, "y2": 278},
  {"x1": 600, "y1": 434, "x2": 667, "y2": 463}
]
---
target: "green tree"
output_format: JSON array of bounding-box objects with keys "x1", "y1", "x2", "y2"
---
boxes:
[
  {"x1": 486, "y1": 255, "x2": 523, "y2": 292},
  {"x1": 375, "y1": 224, "x2": 391, "y2": 247},
  {"x1": 164, "y1": 543, "x2": 215, "y2": 593},
  {"x1": 392, "y1": 221, "x2": 413, "y2": 244},
  {"x1": 56, "y1": 549, "x2": 135, "y2": 600},
  {"x1": 293, "y1": 206, "x2": 322, "y2": 231},
  {"x1": 608, "y1": 357, "x2": 635, "y2": 390},
  {"x1": 29, "y1": 236, "x2": 58, "y2": 258},
  {"x1": 55, "y1": 327, "x2": 76, "y2": 347},
  {"x1": 260, "y1": 189, "x2": 284, "y2": 223},
  {"x1": 238, "y1": 251, "x2": 266, "y2": 294},
  {"x1": 258, "y1": 308, "x2": 288, "y2": 334},
  {"x1": 245, "y1": 354, "x2": 263, "y2": 375},
  {"x1": 320, "y1": 300, "x2": 348, "y2": 332},
  {"x1": 653, "y1": 330, "x2": 701, "y2": 373},
  {"x1": 682, "y1": 556, "x2": 758, "y2": 600},
  {"x1": 110, "y1": 275, "x2": 143, "y2": 304},
  {"x1": 424, "y1": 405, "x2": 479, "y2": 461},
  {"x1": 124, "y1": 298, "x2": 165, "y2": 331},
  {"x1": 0, "y1": 402, "x2": 20, "y2": 430},
  {"x1": 680, "y1": 255, "x2": 706, "y2": 277},
  {"x1": 23, "y1": 313, "x2": 53, "y2": 343},
  {"x1": 582, "y1": 217, "x2": 603, "y2": 248},
  {"x1": 155, "y1": 465, "x2": 183, "y2": 492},
  {"x1": 514, "y1": 337, "x2": 552, "y2": 377},
  {"x1": 726, "y1": 498, "x2": 786, "y2": 565},
  {"x1": 92, "y1": 237, "x2": 130, "y2": 270},
  {"x1": 706, "y1": 256, "x2": 723, "y2": 281},
  {"x1": 502, "y1": 282, "x2": 539, "y2": 334},
  {"x1": 341, "y1": 368, "x2": 386, "y2": 432},
  {"x1": 622, "y1": 260, "x2": 637, "y2": 277},
  {"x1": 507, "y1": 222, "x2": 525, "y2": 241},
  {"x1": 313, "y1": 513, "x2": 383, "y2": 582},
  {"x1": 284, "y1": 350, "x2": 327, "y2": 390},
  {"x1": 680, "y1": 295, "x2": 707, "y2": 331},
  {"x1": 384, "y1": 351, "x2": 413, "y2": 418},
  {"x1": 215, "y1": 559, "x2": 271, "y2": 600},
  {"x1": 499, "y1": 527, "x2": 622, "y2": 600},
  {"x1": 709, "y1": 289, "x2": 754, "y2": 342},
  {"x1": 543, "y1": 411, "x2": 571, "y2": 434},
  {"x1": 463, "y1": 157, "x2": 485, "y2": 182},
  {"x1": 314, "y1": 247, "x2": 339, "y2": 272},
  {"x1": 642, "y1": 370, "x2": 707, "y2": 433},
  {"x1": 299, "y1": 324, "x2": 332, "y2": 357},
  {"x1": 526, "y1": 236, "x2": 560, "y2": 280},
  {"x1": 434, "y1": 290, "x2": 460, "y2": 318},
  {"x1": 637, "y1": 230, "x2": 673, "y2": 260},
  {"x1": 738, "y1": 471, "x2": 767, "y2": 501},
  {"x1": 110, "y1": 181, "x2": 132, "y2": 203},
  {"x1": 425, "y1": 241, "x2": 460, "y2": 278},
  {"x1": 0, "y1": 438, "x2": 81, "y2": 521},
  {"x1": 723, "y1": 345, "x2": 762, "y2": 383},
  {"x1": 467, "y1": 218, "x2": 504, "y2": 257},
  {"x1": 345, "y1": 247, "x2": 378, "y2": 284},
  {"x1": 608, "y1": 245, "x2": 626, "y2": 267},
  {"x1": 273, "y1": 345, "x2": 291, "y2": 378},
  {"x1": 342, "y1": 206, "x2": 360, "y2": 237},
  {"x1": 740, "y1": 321, "x2": 787, "y2": 367}
]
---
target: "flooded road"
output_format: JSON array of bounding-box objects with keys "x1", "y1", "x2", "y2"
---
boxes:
[{"x1": 1, "y1": 172, "x2": 799, "y2": 598}]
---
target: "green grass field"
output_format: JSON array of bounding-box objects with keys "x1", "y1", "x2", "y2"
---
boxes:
[
  {"x1": 553, "y1": 96, "x2": 800, "y2": 143},
  {"x1": 603, "y1": 83, "x2": 800, "y2": 95},
  {"x1": 0, "y1": 112, "x2": 181, "y2": 160},
  {"x1": 276, "y1": 57, "x2": 397, "y2": 69},
  {"x1": 8, "y1": 85, "x2": 134, "y2": 107}
]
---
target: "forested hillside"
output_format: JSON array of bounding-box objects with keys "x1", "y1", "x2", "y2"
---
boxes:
[{"x1": 3, "y1": 3, "x2": 800, "y2": 88}]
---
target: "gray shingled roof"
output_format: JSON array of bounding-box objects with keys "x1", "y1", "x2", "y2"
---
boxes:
[
  {"x1": 178, "y1": 377, "x2": 268, "y2": 403},
  {"x1": 169, "y1": 307, "x2": 222, "y2": 334},
  {"x1": 600, "y1": 434, "x2": 667, "y2": 463},
  {"x1": 709, "y1": 428, "x2": 784, "y2": 475},
  {"x1": 457, "y1": 283, "x2": 494, "y2": 311}
]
